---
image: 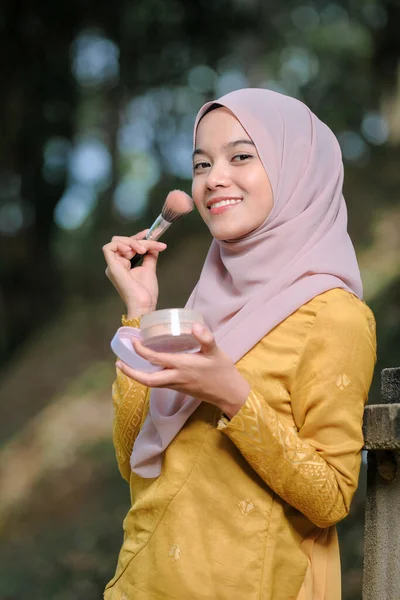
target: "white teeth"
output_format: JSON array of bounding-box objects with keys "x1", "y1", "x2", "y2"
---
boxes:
[{"x1": 209, "y1": 199, "x2": 242, "y2": 209}]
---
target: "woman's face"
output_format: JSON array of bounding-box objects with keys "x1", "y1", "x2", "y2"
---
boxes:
[{"x1": 192, "y1": 107, "x2": 273, "y2": 241}]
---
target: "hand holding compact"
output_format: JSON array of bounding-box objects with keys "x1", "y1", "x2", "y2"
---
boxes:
[{"x1": 115, "y1": 323, "x2": 251, "y2": 419}]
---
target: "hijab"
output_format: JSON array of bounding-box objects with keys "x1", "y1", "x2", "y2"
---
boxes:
[{"x1": 130, "y1": 88, "x2": 362, "y2": 477}]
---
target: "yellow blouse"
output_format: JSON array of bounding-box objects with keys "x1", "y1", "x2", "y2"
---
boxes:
[{"x1": 104, "y1": 289, "x2": 376, "y2": 600}]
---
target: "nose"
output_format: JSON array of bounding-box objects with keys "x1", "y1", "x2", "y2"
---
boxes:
[{"x1": 205, "y1": 161, "x2": 231, "y2": 190}]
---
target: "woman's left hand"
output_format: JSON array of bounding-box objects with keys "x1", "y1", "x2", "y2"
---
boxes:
[{"x1": 115, "y1": 323, "x2": 251, "y2": 419}]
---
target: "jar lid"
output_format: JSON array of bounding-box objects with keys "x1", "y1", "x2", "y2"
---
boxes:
[
  {"x1": 110, "y1": 327, "x2": 164, "y2": 372},
  {"x1": 140, "y1": 308, "x2": 204, "y2": 333}
]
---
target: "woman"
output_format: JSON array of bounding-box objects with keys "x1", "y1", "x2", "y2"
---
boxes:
[{"x1": 102, "y1": 88, "x2": 376, "y2": 600}]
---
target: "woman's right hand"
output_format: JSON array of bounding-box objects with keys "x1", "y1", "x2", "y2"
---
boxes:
[{"x1": 102, "y1": 230, "x2": 167, "y2": 317}]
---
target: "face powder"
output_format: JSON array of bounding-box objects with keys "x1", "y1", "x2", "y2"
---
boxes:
[{"x1": 140, "y1": 308, "x2": 205, "y2": 353}]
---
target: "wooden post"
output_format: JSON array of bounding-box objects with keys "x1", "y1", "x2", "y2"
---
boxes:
[{"x1": 362, "y1": 368, "x2": 400, "y2": 600}]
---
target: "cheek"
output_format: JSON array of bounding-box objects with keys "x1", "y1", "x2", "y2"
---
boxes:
[
  {"x1": 248, "y1": 172, "x2": 274, "y2": 217},
  {"x1": 191, "y1": 178, "x2": 205, "y2": 213}
]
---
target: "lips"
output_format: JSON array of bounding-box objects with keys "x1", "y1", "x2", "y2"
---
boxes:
[
  {"x1": 207, "y1": 200, "x2": 243, "y2": 216},
  {"x1": 206, "y1": 197, "x2": 243, "y2": 210}
]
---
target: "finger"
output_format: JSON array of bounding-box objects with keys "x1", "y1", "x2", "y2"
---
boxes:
[
  {"x1": 105, "y1": 259, "x2": 128, "y2": 281},
  {"x1": 115, "y1": 249, "x2": 133, "y2": 270},
  {"x1": 129, "y1": 241, "x2": 167, "y2": 272},
  {"x1": 110, "y1": 231, "x2": 149, "y2": 244},
  {"x1": 127, "y1": 245, "x2": 159, "y2": 273},
  {"x1": 116, "y1": 361, "x2": 179, "y2": 388},
  {"x1": 102, "y1": 241, "x2": 118, "y2": 260},
  {"x1": 131, "y1": 229, "x2": 150, "y2": 240},
  {"x1": 127, "y1": 241, "x2": 167, "y2": 271},
  {"x1": 105, "y1": 240, "x2": 165, "y2": 273},
  {"x1": 103, "y1": 240, "x2": 134, "y2": 261},
  {"x1": 103, "y1": 242, "x2": 124, "y2": 268},
  {"x1": 128, "y1": 239, "x2": 147, "y2": 255},
  {"x1": 110, "y1": 239, "x2": 147, "y2": 256},
  {"x1": 114, "y1": 243, "x2": 136, "y2": 260},
  {"x1": 132, "y1": 338, "x2": 180, "y2": 368},
  {"x1": 127, "y1": 239, "x2": 167, "y2": 253},
  {"x1": 104, "y1": 238, "x2": 166, "y2": 261},
  {"x1": 103, "y1": 232, "x2": 149, "y2": 258},
  {"x1": 191, "y1": 323, "x2": 217, "y2": 355},
  {"x1": 140, "y1": 249, "x2": 160, "y2": 272},
  {"x1": 103, "y1": 243, "x2": 132, "y2": 273}
]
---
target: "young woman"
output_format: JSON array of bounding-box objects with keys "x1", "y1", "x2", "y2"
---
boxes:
[{"x1": 102, "y1": 88, "x2": 376, "y2": 600}]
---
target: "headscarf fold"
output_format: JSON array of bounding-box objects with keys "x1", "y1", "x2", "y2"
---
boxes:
[{"x1": 130, "y1": 88, "x2": 362, "y2": 478}]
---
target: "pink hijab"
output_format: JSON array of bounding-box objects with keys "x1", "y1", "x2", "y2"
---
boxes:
[{"x1": 130, "y1": 88, "x2": 362, "y2": 478}]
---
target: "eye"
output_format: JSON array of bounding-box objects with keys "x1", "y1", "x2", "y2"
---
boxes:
[
  {"x1": 232, "y1": 153, "x2": 252, "y2": 162},
  {"x1": 193, "y1": 161, "x2": 210, "y2": 171}
]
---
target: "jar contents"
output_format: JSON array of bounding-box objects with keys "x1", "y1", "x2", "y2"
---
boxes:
[{"x1": 140, "y1": 309, "x2": 205, "y2": 353}]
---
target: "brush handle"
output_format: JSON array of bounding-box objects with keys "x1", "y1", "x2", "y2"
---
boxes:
[
  {"x1": 130, "y1": 252, "x2": 146, "y2": 268},
  {"x1": 130, "y1": 214, "x2": 172, "y2": 269}
]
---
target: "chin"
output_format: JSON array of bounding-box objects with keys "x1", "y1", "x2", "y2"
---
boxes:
[{"x1": 210, "y1": 227, "x2": 248, "y2": 241}]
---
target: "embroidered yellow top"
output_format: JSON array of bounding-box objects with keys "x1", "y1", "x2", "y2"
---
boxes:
[{"x1": 104, "y1": 289, "x2": 376, "y2": 600}]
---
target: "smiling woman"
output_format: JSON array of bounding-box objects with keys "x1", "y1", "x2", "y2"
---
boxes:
[
  {"x1": 192, "y1": 106, "x2": 274, "y2": 241},
  {"x1": 102, "y1": 88, "x2": 376, "y2": 600}
]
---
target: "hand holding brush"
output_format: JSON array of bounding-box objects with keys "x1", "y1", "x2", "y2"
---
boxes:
[
  {"x1": 129, "y1": 190, "x2": 193, "y2": 268},
  {"x1": 103, "y1": 190, "x2": 193, "y2": 318}
]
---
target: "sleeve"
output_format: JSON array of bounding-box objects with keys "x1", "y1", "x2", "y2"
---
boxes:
[
  {"x1": 112, "y1": 316, "x2": 150, "y2": 482},
  {"x1": 217, "y1": 298, "x2": 376, "y2": 528}
]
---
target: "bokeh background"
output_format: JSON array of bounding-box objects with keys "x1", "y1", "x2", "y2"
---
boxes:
[{"x1": 0, "y1": 0, "x2": 399, "y2": 598}]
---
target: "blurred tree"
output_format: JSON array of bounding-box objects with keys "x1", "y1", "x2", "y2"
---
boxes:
[
  {"x1": 1, "y1": 0, "x2": 399, "y2": 369},
  {"x1": 0, "y1": 0, "x2": 265, "y2": 365}
]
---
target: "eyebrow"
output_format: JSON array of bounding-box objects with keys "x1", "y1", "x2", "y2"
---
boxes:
[{"x1": 192, "y1": 139, "x2": 255, "y2": 158}]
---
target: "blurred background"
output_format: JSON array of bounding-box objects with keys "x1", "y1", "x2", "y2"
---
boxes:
[{"x1": 0, "y1": 0, "x2": 399, "y2": 598}]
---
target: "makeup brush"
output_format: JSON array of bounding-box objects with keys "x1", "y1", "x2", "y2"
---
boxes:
[{"x1": 130, "y1": 189, "x2": 193, "y2": 268}]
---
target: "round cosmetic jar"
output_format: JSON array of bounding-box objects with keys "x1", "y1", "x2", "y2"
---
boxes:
[{"x1": 140, "y1": 308, "x2": 205, "y2": 353}]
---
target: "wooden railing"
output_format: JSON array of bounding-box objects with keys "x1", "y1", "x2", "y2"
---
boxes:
[{"x1": 362, "y1": 367, "x2": 400, "y2": 600}]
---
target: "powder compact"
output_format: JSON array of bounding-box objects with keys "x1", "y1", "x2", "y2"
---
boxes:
[
  {"x1": 140, "y1": 308, "x2": 204, "y2": 353},
  {"x1": 110, "y1": 308, "x2": 205, "y2": 372}
]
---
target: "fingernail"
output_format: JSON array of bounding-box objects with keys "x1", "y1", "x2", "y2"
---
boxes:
[
  {"x1": 193, "y1": 323, "x2": 204, "y2": 335},
  {"x1": 116, "y1": 360, "x2": 122, "y2": 368}
]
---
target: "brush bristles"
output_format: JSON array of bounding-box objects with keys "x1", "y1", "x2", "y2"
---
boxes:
[
  {"x1": 161, "y1": 190, "x2": 193, "y2": 223},
  {"x1": 161, "y1": 205, "x2": 192, "y2": 223}
]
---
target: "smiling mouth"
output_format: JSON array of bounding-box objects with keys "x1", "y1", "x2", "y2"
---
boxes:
[{"x1": 207, "y1": 199, "x2": 243, "y2": 210}]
